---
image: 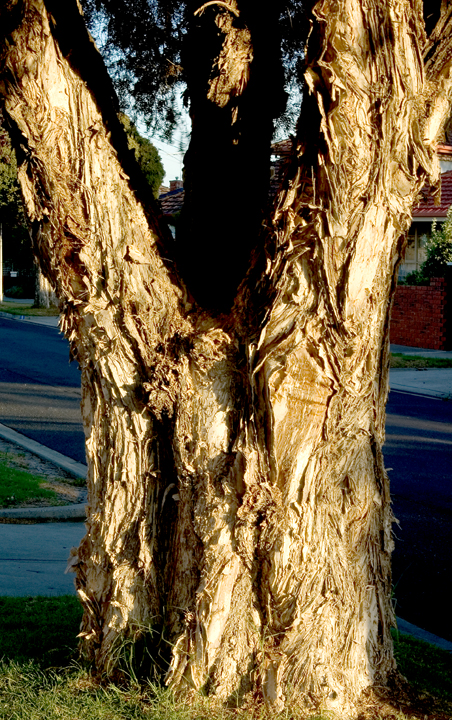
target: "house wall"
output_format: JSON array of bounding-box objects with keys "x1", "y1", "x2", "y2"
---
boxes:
[{"x1": 390, "y1": 277, "x2": 450, "y2": 350}]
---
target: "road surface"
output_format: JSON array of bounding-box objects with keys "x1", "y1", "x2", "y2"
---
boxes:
[
  {"x1": 384, "y1": 390, "x2": 452, "y2": 641},
  {"x1": 0, "y1": 316, "x2": 84, "y2": 463}
]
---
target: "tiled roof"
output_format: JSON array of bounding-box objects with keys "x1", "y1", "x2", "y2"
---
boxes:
[
  {"x1": 413, "y1": 170, "x2": 452, "y2": 218},
  {"x1": 158, "y1": 146, "x2": 452, "y2": 220},
  {"x1": 437, "y1": 143, "x2": 452, "y2": 157},
  {"x1": 159, "y1": 187, "x2": 185, "y2": 216},
  {"x1": 271, "y1": 139, "x2": 293, "y2": 157}
]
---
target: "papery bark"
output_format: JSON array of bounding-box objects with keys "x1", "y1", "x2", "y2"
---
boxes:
[{"x1": 1, "y1": 0, "x2": 452, "y2": 716}]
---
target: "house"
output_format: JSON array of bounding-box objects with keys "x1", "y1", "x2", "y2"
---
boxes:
[{"x1": 399, "y1": 143, "x2": 452, "y2": 279}]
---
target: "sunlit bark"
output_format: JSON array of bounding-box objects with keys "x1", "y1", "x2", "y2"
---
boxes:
[{"x1": 1, "y1": 0, "x2": 452, "y2": 716}]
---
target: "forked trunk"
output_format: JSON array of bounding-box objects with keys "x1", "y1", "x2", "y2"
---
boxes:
[{"x1": 1, "y1": 0, "x2": 452, "y2": 716}]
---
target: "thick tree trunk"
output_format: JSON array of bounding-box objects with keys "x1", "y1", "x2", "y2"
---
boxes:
[{"x1": 1, "y1": 0, "x2": 452, "y2": 716}]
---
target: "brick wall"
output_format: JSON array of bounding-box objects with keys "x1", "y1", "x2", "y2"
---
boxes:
[{"x1": 390, "y1": 277, "x2": 450, "y2": 350}]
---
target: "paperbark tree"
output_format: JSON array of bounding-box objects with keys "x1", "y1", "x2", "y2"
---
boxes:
[{"x1": 1, "y1": 0, "x2": 452, "y2": 715}]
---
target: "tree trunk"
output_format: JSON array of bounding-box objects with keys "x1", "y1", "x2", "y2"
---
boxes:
[
  {"x1": 34, "y1": 266, "x2": 58, "y2": 308},
  {"x1": 1, "y1": 0, "x2": 452, "y2": 716},
  {"x1": 177, "y1": 0, "x2": 286, "y2": 310}
]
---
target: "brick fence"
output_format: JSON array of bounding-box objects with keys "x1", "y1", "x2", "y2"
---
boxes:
[{"x1": 390, "y1": 277, "x2": 450, "y2": 350}]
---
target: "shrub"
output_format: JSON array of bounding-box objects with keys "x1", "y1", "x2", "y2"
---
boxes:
[{"x1": 421, "y1": 206, "x2": 452, "y2": 279}]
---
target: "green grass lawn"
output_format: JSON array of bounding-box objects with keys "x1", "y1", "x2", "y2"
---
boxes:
[
  {"x1": 0, "y1": 301, "x2": 59, "y2": 316},
  {"x1": 392, "y1": 629, "x2": 452, "y2": 702},
  {"x1": 0, "y1": 459, "x2": 59, "y2": 508},
  {"x1": 0, "y1": 596, "x2": 83, "y2": 667},
  {"x1": 0, "y1": 596, "x2": 451, "y2": 719},
  {"x1": 390, "y1": 353, "x2": 452, "y2": 368}
]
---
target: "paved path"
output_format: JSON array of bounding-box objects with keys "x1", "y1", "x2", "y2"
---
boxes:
[
  {"x1": 0, "y1": 522, "x2": 85, "y2": 596},
  {"x1": 390, "y1": 367, "x2": 452, "y2": 399}
]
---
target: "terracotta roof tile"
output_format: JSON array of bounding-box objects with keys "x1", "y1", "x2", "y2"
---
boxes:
[
  {"x1": 159, "y1": 145, "x2": 452, "y2": 220},
  {"x1": 437, "y1": 143, "x2": 452, "y2": 157},
  {"x1": 159, "y1": 187, "x2": 185, "y2": 216},
  {"x1": 271, "y1": 139, "x2": 293, "y2": 157},
  {"x1": 413, "y1": 170, "x2": 452, "y2": 217}
]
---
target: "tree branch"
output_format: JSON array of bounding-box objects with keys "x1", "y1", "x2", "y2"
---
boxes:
[
  {"x1": 422, "y1": 1, "x2": 452, "y2": 147},
  {"x1": 0, "y1": 0, "x2": 188, "y2": 343}
]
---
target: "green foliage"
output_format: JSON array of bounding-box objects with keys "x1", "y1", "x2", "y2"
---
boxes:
[
  {"x1": 420, "y1": 207, "x2": 452, "y2": 278},
  {"x1": 0, "y1": 111, "x2": 33, "y2": 271},
  {"x1": 402, "y1": 268, "x2": 429, "y2": 286},
  {"x1": 402, "y1": 209, "x2": 452, "y2": 285},
  {"x1": 118, "y1": 113, "x2": 164, "y2": 197},
  {"x1": 81, "y1": 0, "x2": 308, "y2": 140}
]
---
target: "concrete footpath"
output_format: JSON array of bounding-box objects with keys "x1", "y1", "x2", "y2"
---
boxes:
[
  {"x1": 0, "y1": 311, "x2": 59, "y2": 328},
  {"x1": 0, "y1": 332, "x2": 451, "y2": 653},
  {"x1": 0, "y1": 522, "x2": 84, "y2": 596},
  {"x1": 390, "y1": 343, "x2": 452, "y2": 399}
]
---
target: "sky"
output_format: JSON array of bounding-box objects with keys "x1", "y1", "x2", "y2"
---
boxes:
[
  {"x1": 150, "y1": 137, "x2": 185, "y2": 186},
  {"x1": 88, "y1": 11, "x2": 188, "y2": 187},
  {"x1": 133, "y1": 93, "x2": 191, "y2": 187}
]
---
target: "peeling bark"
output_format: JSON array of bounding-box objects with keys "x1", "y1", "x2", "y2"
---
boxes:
[{"x1": 1, "y1": 0, "x2": 452, "y2": 716}]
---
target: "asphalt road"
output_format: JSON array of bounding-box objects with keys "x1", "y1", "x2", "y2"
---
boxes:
[
  {"x1": 384, "y1": 390, "x2": 452, "y2": 642},
  {"x1": 0, "y1": 316, "x2": 85, "y2": 463}
]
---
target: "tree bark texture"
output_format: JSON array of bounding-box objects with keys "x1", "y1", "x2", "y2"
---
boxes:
[
  {"x1": 1, "y1": 0, "x2": 452, "y2": 716},
  {"x1": 35, "y1": 266, "x2": 58, "y2": 307}
]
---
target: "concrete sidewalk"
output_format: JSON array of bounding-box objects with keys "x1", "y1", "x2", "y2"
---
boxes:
[
  {"x1": 0, "y1": 522, "x2": 84, "y2": 596},
  {"x1": 390, "y1": 367, "x2": 452, "y2": 399},
  {"x1": 389, "y1": 344, "x2": 452, "y2": 399},
  {"x1": 0, "y1": 310, "x2": 59, "y2": 328},
  {"x1": 391, "y1": 343, "x2": 452, "y2": 358}
]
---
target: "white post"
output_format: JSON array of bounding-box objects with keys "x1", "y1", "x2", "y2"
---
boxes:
[{"x1": 414, "y1": 226, "x2": 418, "y2": 271}]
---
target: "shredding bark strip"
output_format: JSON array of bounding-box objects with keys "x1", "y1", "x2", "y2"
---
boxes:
[{"x1": 1, "y1": 0, "x2": 452, "y2": 715}]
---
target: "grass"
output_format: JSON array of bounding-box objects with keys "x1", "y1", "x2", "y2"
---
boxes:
[
  {"x1": 392, "y1": 628, "x2": 452, "y2": 702},
  {"x1": 0, "y1": 301, "x2": 59, "y2": 317},
  {"x1": 0, "y1": 596, "x2": 83, "y2": 667},
  {"x1": 390, "y1": 353, "x2": 452, "y2": 368},
  {"x1": 0, "y1": 596, "x2": 451, "y2": 719},
  {"x1": 0, "y1": 458, "x2": 59, "y2": 508}
]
